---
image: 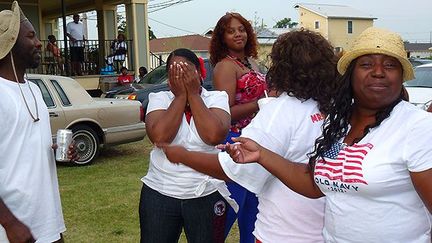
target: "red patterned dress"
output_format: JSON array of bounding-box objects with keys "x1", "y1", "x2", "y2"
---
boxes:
[{"x1": 229, "y1": 57, "x2": 267, "y2": 133}]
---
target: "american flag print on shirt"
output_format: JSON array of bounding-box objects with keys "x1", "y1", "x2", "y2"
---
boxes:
[{"x1": 314, "y1": 142, "x2": 374, "y2": 185}]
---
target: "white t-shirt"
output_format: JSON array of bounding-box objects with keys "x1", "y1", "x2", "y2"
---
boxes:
[
  {"x1": 219, "y1": 93, "x2": 325, "y2": 243},
  {"x1": 142, "y1": 88, "x2": 238, "y2": 209},
  {"x1": 0, "y1": 78, "x2": 65, "y2": 243},
  {"x1": 314, "y1": 101, "x2": 432, "y2": 243},
  {"x1": 66, "y1": 21, "x2": 84, "y2": 47}
]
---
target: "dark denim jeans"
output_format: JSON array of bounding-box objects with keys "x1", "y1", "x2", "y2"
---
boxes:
[{"x1": 139, "y1": 183, "x2": 227, "y2": 243}]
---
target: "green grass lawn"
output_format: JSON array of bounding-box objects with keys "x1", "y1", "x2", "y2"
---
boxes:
[{"x1": 57, "y1": 137, "x2": 239, "y2": 242}]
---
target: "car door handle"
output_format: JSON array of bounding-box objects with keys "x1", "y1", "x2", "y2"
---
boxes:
[{"x1": 49, "y1": 112, "x2": 59, "y2": 117}]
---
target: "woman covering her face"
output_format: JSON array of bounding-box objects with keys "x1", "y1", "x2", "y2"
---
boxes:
[{"x1": 139, "y1": 48, "x2": 233, "y2": 243}]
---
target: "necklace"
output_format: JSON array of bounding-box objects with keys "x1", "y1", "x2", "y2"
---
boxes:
[
  {"x1": 238, "y1": 57, "x2": 252, "y2": 69},
  {"x1": 228, "y1": 55, "x2": 252, "y2": 69},
  {"x1": 11, "y1": 53, "x2": 40, "y2": 122}
]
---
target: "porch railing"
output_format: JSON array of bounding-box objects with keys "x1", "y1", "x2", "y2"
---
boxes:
[
  {"x1": 149, "y1": 52, "x2": 164, "y2": 70},
  {"x1": 27, "y1": 39, "x2": 134, "y2": 76}
]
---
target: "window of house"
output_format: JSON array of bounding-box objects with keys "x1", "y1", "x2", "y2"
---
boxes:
[
  {"x1": 315, "y1": 21, "x2": 320, "y2": 29},
  {"x1": 348, "y1": 21, "x2": 353, "y2": 34}
]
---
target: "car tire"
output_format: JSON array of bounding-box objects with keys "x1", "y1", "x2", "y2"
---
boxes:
[{"x1": 71, "y1": 125, "x2": 100, "y2": 165}]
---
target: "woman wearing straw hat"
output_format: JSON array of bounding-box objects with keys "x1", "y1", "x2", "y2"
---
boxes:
[{"x1": 219, "y1": 27, "x2": 432, "y2": 242}]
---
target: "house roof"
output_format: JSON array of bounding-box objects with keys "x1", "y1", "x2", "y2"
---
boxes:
[
  {"x1": 150, "y1": 34, "x2": 211, "y2": 53},
  {"x1": 256, "y1": 28, "x2": 291, "y2": 38},
  {"x1": 294, "y1": 3, "x2": 376, "y2": 20},
  {"x1": 255, "y1": 27, "x2": 292, "y2": 45},
  {"x1": 404, "y1": 43, "x2": 432, "y2": 52}
]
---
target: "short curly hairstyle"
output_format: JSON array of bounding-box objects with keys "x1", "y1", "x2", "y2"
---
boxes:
[
  {"x1": 266, "y1": 29, "x2": 339, "y2": 114},
  {"x1": 209, "y1": 12, "x2": 258, "y2": 66}
]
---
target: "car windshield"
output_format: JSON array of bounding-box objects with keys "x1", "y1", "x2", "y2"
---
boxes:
[
  {"x1": 138, "y1": 64, "x2": 167, "y2": 85},
  {"x1": 404, "y1": 66, "x2": 432, "y2": 88}
]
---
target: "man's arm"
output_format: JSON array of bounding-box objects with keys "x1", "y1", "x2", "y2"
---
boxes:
[
  {"x1": 0, "y1": 198, "x2": 35, "y2": 242},
  {"x1": 65, "y1": 23, "x2": 74, "y2": 41}
]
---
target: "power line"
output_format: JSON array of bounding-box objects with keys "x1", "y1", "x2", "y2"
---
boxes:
[
  {"x1": 148, "y1": 0, "x2": 193, "y2": 13},
  {"x1": 148, "y1": 17, "x2": 196, "y2": 34},
  {"x1": 148, "y1": 0, "x2": 180, "y2": 8}
]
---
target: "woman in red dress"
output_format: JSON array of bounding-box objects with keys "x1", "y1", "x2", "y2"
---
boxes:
[{"x1": 209, "y1": 12, "x2": 267, "y2": 243}]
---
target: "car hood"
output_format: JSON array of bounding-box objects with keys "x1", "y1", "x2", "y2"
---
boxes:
[
  {"x1": 93, "y1": 97, "x2": 142, "y2": 106},
  {"x1": 405, "y1": 87, "x2": 432, "y2": 105}
]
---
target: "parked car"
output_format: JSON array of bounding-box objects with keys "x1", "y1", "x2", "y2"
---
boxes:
[
  {"x1": 404, "y1": 63, "x2": 432, "y2": 111},
  {"x1": 409, "y1": 58, "x2": 432, "y2": 67},
  {"x1": 27, "y1": 74, "x2": 146, "y2": 165},
  {"x1": 104, "y1": 63, "x2": 168, "y2": 98},
  {"x1": 111, "y1": 59, "x2": 215, "y2": 115}
]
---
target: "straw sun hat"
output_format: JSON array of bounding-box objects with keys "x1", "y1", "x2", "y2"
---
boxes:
[
  {"x1": 0, "y1": 1, "x2": 21, "y2": 60},
  {"x1": 337, "y1": 27, "x2": 414, "y2": 81}
]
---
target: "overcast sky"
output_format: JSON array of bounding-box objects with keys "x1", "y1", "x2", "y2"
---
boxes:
[{"x1": 146, "y1": 0, "x2": 432, "y2": 43}]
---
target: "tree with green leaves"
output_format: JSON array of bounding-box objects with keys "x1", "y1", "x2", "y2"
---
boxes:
[
  {"x1": 273, "y1": 17, "x2": 298, "y2": 28},
  {"x1": 117, "y1": 13, "x2": 156, "y2": 40}
]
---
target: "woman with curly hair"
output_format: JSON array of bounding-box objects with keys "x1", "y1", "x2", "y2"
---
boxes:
[
  {"x1": 158, "y1": 29, "x2": 340, "y2": 242},
  {"x1": 222, "y1": 27, "x2": 432, "y2": 242},
  {"x1": 209, "y1": 12, "x2": 267, "y2": 242}
]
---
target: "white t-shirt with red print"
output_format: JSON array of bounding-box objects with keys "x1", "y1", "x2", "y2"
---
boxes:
[
  {"x1": 219, "y1": 93, "x2": 325, "y2": 243},
  {"x1": 142, "y1": 88, "x2": 238, "y2": 211},
  {"x1": 315, "y1": 101, "x2": 432, "y2": 243}
]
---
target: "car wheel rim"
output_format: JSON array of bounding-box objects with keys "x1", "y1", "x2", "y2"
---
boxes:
[{"x1": 73, "y1": 131, "x2": 97, "y2": 164}]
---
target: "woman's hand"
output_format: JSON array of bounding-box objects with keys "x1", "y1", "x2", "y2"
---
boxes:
[
  {"x1": 168, "y1": 62, "x2": 187, "y2": 98},
  {"x1": 180, "y1": 62, "x2": 201, "y2": 97},
  {"x1": 216, "y1": 137, "x2": 261, "y2": 163},
  {"x1": 156, "y1": 143, "x2": 187, "y2": 164}
]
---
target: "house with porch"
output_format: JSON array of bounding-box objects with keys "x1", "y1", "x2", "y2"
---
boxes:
[
  {"x1": 294, "y1": 3, "x2": 376, "y2": 54},
  {"x1": 0, "y1": 0, "x2": 151, "y2": 92}
]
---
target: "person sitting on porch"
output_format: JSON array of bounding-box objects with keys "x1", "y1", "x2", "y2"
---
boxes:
[
  {"x1": 135, "y1": 66, "x2": 148, "y2": 83},
  {"x1": 46, "y1": 35, "x2": 64, "y2": 75},
  {"x1": 117, "y1": 66, "x2": 133, "y2": 86},
  {"x1": 106, "y1": 33, "x2": 127, "y2": 69}
]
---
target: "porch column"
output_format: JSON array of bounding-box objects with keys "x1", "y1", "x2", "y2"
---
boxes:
[
  {"x1": 95, "y1": 0, "x2": 117, "y2": 69},
  {"x1": 43, "y1": 20, "x2": 57, "y2": 38},
  {"x1": 125, "y1": 0, "x2": 149, "y2": 73}
]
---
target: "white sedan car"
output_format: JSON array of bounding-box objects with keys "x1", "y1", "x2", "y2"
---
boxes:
[
  {"x1": 404, "y1": 63, "x2": 432, "y2": 111},
  {"x1": 28, "y1": 74, "x2": 146, "y2": 165}
]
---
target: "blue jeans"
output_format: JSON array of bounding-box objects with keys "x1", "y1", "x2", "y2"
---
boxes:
[
  {"x1": 139, "y1": 184, "x2": 227, "y2": 243},
  {"x1": 224, "y1": 130, "x2": 259, "y2": 243}
]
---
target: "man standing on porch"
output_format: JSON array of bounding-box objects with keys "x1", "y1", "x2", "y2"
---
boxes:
[{"x1": 66, "y1": 14, "x2": 86, "y2": 76}]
